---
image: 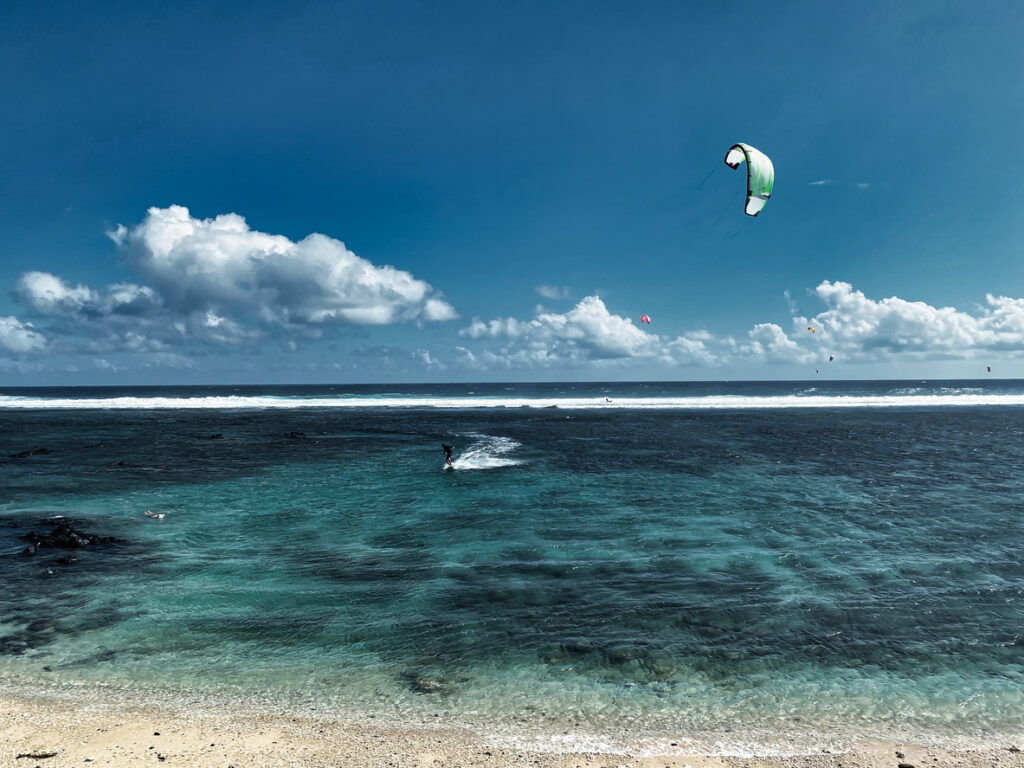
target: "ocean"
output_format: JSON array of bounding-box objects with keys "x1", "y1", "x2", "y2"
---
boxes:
[{"x1": 1, "y1": 379, "x2": 1023, "y2": 753}]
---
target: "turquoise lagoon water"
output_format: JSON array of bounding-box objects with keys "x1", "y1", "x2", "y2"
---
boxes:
[{"x1": 1, "y1": 380, "x2": 1023, "y2": 751}]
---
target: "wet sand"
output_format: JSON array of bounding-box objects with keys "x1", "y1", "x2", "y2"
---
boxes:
[{"x1": 2, "y1": 687, "x2": 1023, "y2": 768}]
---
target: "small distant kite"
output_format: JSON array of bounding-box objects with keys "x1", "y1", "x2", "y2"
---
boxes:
[
  {"x1": 807, "y1": 326, "x2": 815, "y2": 334},
  {"x1": 724, "y1": 143, "x2": 774, "y2": 217},
  {"x1": 987, "y1": 366, "x2": 991, "y2": 373},
  {"x1": 829, "y1": 356, "x2": 834, "y2": 362},
  {"x1": 640, "y1": 314, "x2": 651, "y2": 325}
]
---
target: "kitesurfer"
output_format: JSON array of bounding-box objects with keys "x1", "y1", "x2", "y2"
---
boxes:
[{"x1": 442, "y1": 444, "x2": 454, "y2": 468}]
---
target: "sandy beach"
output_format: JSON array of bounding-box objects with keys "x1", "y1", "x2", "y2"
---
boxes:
[{"x1": 2, "y1": 686, "x2": 1022, "y2": 768}]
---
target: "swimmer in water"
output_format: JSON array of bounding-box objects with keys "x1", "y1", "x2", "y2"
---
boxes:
[{"x1": 144, "y1": 510, "x2": 165, "y2": 519}]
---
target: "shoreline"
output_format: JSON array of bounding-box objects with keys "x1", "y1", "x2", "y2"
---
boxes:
[{"x1": 3, "y1": 684, "x2": 1022, "y2": 768}]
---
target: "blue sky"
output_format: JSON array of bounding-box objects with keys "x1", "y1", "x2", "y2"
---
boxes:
[{"x1": 2, "y1": 0, "x2": 1023, "y2": 384}]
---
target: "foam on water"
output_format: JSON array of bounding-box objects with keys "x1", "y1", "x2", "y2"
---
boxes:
[
  {"x1": 450, "y1": 434, "x2": 524, "y2": 470},
  {"x1": 3, "y1": 393, "x2": 1024, "y2": 409}
]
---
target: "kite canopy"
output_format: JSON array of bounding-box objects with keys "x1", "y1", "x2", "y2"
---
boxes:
[
  {"x1": 640, "y1": 314, "x2": 651, "y2": 325},
  {"x1": 724, "y1": 143, "x2": 774, "y2": 216}
]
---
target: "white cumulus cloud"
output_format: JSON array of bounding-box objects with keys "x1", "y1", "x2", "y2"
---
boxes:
[
  {"x1": 0, "y1": 316, "x2": 46, "y2": 353},
  {"x1": 800, "y1": 280, "x2": 1024, "y2": 360},
  {"x1": 459, "y1": 295, "x2": 716, "y2": 368},
  {"x1": 116, "y1": 205, "x2": 457, "y2": 326},
  {"x1": 18, "y1": 272, "x2": 160, "y2": 317},
  {"x1": 462, "y1": 296, "x2": 655, "y2": 359},
  {"x1": 741, "y1": 323, "x2": 812, "y2": 364},
  {"x1": 17, "y1": 272, "x2": 99, "y2": 315}
]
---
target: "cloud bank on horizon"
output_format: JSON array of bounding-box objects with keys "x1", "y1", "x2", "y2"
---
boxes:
[
  {"x1": 456, "y1": 281, "x2": 1024, "y2": 371},
  {"x1": 7, "y1": 205, "x2": 456, "y2": 364},
  {"x1": 3, "y1": 205, "x2": 1024, "y2": 377}
]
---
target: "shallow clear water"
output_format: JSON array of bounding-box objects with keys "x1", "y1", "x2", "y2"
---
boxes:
[{"x1": 1, "y1": 380, "x2": 1023, "y2": 749}]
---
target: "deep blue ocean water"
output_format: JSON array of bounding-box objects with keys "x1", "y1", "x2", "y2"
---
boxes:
[{"x1": 1, "y1": 380, "x2": 1023, "y2": 750}]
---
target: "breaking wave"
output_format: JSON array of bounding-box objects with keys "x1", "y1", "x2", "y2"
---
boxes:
[{"x1": 2, "y1": 393, "x2": 1024, "y2": 410}]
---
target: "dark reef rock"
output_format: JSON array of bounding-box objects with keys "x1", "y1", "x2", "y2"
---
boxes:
[
  {"x1": 606, "y1": 646, "x2": 639, "y2": 665},
  {"x1": 562, "y1": 639, "x2": 599, "y2": 656},
  {"x1": 21, "y1": 522, "x2": 120, "y2": 556},
  {"x1": 0, "y1": 636, "x2": 30, "y2": 655}
]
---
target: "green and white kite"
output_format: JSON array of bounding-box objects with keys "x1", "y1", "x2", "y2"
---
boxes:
[{"x1": 724, "y1": 143, "x2": 774, "y2": 217}]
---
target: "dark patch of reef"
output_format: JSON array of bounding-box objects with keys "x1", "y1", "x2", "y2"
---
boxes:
[{"x1": 21, "y1": 520, "x2": 121, "y2": 557}]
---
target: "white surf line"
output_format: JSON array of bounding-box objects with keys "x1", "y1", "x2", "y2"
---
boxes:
[{"x1": 2, "y1": 394, "x2": 1024, "y2": 410}]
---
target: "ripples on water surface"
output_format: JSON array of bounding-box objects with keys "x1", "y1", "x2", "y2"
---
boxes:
[{"x1": 0, "y1": 381, "x2": 1023, "y2": 750}]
